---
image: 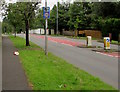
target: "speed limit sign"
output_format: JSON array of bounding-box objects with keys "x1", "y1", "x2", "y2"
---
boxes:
[
  {"x1": 43, "y1": 7, "x2": 50, "y2": 19},
  {"x1": 45, "y1": 13, "x2": 48, "y2": 17}
]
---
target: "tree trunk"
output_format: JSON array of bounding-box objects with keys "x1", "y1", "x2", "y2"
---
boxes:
[
  {"x1": 25, "y1": 20, "x2": 30, "y2": 46},
  {"x1": 119, "y1": 33, "x2": 120, "y2": 43},
  {"x1": 14, "y1": 27, "x2": 16, "y2": 37}
]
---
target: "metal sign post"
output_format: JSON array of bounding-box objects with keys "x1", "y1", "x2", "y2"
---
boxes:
[
  {"x1": 43, "y1": 0, "x2": 50, "y2": 55},
  {"x1": 45, "y1": 0, "x2": 48, "y2": 55}
]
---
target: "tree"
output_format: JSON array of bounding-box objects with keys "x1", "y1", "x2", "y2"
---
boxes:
[
  {"x1": 30, "y1": 9, "x2": 45, "y2": 30},
  {"x1": 15, "y1": 2, "x2": 40, "y2": 46},
  {"x1": 37, "y1": 9, "x2": 45, "y2": 30},
  {"x1": 48, "y1": 2, "x2": 70, "y2": 35},
  {"x1": 2, "y1": 21, "x2": 14, "y2": 34},
  {"x1": 4, "y1": 2, "x2": 40, "y2": 46},
  {"x1": 68, "y1": 2, "x2": 85, "y2": 30},
  {"x1": 58, "y1": 2, "x2": 70, "y2": 33},
  {"x1": 92, "y1": 2, "x2": 117, "y2": 18},
  {"x1": 92, "y1": 2, "x2": 120, "y2": 41},
  {"x1": 48, "y1": 5, "x2": 57, "y2": 34},
  {"x1": 7, "y1": 3, "x2": 24, "y2": 37}
]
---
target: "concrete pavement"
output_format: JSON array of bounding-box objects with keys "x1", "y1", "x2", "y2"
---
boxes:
[
  {"x1": 18, "y1": 34, "x2": 118, "y2": 89},
  {"x1": 2, "y1": 36, "x2": 31, "y2": 90},
  {"x1": 0, "y1": 37, "x2": 2, "y2": 91}
]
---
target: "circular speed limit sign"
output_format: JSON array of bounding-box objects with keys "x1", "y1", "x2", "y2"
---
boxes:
[{"x1": 45, "y1": 13, "x2": 48, "y2": 18}]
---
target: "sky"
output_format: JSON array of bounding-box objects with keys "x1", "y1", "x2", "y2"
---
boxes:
[
  {"x1": 4, "y1": 0, "x2": 69, "y2": 9},
  {"x1": 41, "y1": 0, "x2": 73, "y2": 9}
]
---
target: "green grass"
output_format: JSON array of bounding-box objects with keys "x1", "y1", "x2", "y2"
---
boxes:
[
  {"x1": 67, "y1": 36, "x2": 100, "y2": 40},
  {"x1": 98, "y1": 40, "x2": 120, "y2": 45},
  {"x1": 9, "y1": 36, "x2": 116, "y2": 90},
  {"x1": 111, "y1": 40, "x2": 120, "y2": 45}
]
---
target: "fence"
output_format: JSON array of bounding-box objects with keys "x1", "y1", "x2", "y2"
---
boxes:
[
  {"x1": 63, "y1": 30, "x2": 102, "y2": 39},
  {"x1": 63, "y1": 31, "x2": 75, "y2": 36},
  {"x1": 83, "y1": 30, "x2": 102, "y2": 39}
]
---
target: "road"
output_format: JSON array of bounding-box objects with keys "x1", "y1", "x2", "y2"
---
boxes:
[{"x1": 18, "y1": 34, "x2": 118, "y2": 89}]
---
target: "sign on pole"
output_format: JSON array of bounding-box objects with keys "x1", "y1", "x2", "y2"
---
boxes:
[{"x1": 43, "y1": 7, "x2": 50, "y2": 19}]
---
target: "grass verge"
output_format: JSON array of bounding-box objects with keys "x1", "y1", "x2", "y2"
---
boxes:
[
  {"x1": 111, "y1": 40, "x2": 120, "y2": 45},
  {"x1": 67, "y1": 36, "x2": 100, "y2": 40},
  {"x1": 9, "y1": 36, "x2": 116, "y2": 90},
  {"x1": 98, "y1": 40, "x2": 120, "y2": 45}
]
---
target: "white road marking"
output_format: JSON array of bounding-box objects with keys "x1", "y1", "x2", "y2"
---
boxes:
[{"x1": 96, "y1": 52, "x2": 117, "y2": 58}]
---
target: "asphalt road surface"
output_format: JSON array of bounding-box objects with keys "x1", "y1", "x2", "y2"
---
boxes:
[{"x1": 18, "y1": 34, "x2": 118, "y2": 89}]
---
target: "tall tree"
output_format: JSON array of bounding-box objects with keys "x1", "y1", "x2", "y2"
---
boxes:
[
  {"x1": 7, "y1": 3, "x2": 24, "y2": 37},
  {"x1": 58, "y1": 2, "x2": 70, "y2": 33},
  {"x1": 48, "y1": 5, "x2": 57, "y2": 34},
  {"x1": 49, "y1": 2, "x2": 70, "y2": 34},
  {"x1": 68, "y1": 2, "x2": 85, "y2": 30},
  {"x1": 15, "y1": 2, "x2": 40, "y2": 46},
  {"x1": 92, "y1": 2, "x2": 117, "y2": 18}
]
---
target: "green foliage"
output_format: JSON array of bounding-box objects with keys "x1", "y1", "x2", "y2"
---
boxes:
[
  {"x1": 58, "y1": 2, "x2": 70, "y2": 31},
  {"x1": 31, "y1": 9, "x2": 45, "y2": 29},
  {"x1": 2, "y1": 1, "x2": 120, "y2": 41},
  {"x1": 48, "y1": 2, "x2": 71, "y2": 34},
  {"x1": 101, "y1": 18, "x2": 120, "y2": 40},
  {"x1": 3, "y1": 2, "x2": 40, "y2": 45},
  {"x1": 2, "y1": 22, "x2": 14, "y2": 33},
  {"x1": 92, "y1": 2, "x2": 117, "y2": 18},
  {"x1": 6, "y1": 3, "x2": 25, "y2": 33},
  {"x1": 68, "y1": 2, "x2": 84, "y2": 30},
  {"x1": 48, "y1": 5, "x2": 57, "y2": 31}
]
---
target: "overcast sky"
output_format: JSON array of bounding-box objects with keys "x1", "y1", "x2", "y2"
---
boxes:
[{"x1": 5, "y1": 0, "x2": 70, "y2": 9}]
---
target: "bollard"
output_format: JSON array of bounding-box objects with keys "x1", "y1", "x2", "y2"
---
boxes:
[
  {"x1": 104, "y1": 37, "x2": 110, "y2": 50},
  {"x1": 87, "y1": 36, "x2": 92, "y2": 46}
]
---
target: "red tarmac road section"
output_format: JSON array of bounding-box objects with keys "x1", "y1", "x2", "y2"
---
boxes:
[
  {"x1": 31, "y1": 34, "x2": 120, "y2": 58},
  {"x1": 31, "y1": 34, "x2": 84, "y2": 46}
]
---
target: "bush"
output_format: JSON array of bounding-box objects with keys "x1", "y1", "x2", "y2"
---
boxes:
[
  {"x1": 101, "y1": 18, "x2": 120, "y2": 41},
  {"x1": 2, "y1": 22, "x2": 14, "y2": 34}
]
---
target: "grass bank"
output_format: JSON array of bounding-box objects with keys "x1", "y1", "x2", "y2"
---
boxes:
[
  {"x1": 98, "y1": 40, "x2": 120, "y2": 45},
  {"x1": 10, "y1": 36, "x2": 116, "y2": 90},
  {"x1": 67, "y1": 36, "x2": 100, "y2": 40}
]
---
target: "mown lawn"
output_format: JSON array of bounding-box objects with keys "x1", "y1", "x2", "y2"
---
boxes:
[
  {"x1": 10, "y1": 36, "x2": 116, "y2": 90},
  {"x1": 98, "y1": 40, "x2": 120, "y2": 45},
  {"x1": 67, "y1": 36, "x2": 100, "y2": 40},
  {"x1": 111, "y1": 40, "x2": 120, "y2": 45}
]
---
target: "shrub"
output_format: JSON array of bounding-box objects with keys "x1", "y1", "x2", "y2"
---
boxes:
[{"x1": 101, "y1": 18, "x2": 120, "y2": 41}]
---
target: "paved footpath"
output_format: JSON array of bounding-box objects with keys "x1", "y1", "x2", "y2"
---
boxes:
[
  {"x1": 0, "y1": 37, "x2": 2, "y2": 91},
  {"x1": 2, "y1": 36, "x2": 31, "y2": 90}
]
